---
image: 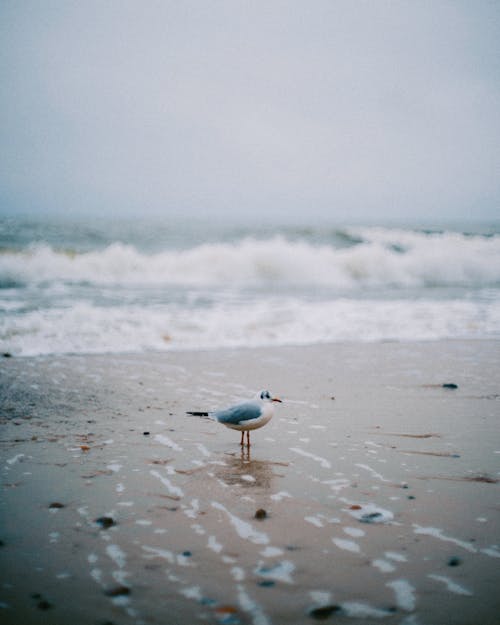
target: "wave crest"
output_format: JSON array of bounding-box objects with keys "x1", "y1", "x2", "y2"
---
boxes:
[{"x1": 1, "y1": 230, "x2": 499, "y2": 289}]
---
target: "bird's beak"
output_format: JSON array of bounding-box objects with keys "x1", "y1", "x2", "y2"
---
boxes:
[{"x1": 272, "y1": 397, "x2": 282, "y2": 403}]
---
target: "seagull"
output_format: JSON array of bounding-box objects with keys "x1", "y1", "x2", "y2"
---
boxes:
[{"x1": 187, "y1": 390, "x2": 282, "y2": 447}]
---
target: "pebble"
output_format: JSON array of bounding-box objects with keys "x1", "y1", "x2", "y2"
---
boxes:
[
  {"x1": 442, "y1": 383, "x2": 458, "y2": 389},
  {"x1": 309, "y1": 605, "x2": 342, "y2": 620},
  {"x1": 95, "y1": 516, "x2": 116, "y2": 529},
  {"x1": 255, "y1": 509, "x2": 267, "y2": 520}
]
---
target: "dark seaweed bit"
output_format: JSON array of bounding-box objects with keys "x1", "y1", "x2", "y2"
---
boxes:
[
  {"x1": 104, "y1": 585, "x2": 131, "y2": 597},
  {"x1": 360, "y1": 512, "x2": 383, "y2": 523},
  {"x1": 448, "y1": 556, "x2": 462, "y2": 567},
  {"x1": 182, "y1": 550, "x2": 192, "y2": 557},
  {"x1": 95, "y1": 516, "x2": 116, "y2": 529},
  {"x1": 49, "y1": 502, "x2": 65, "y2": 509},
  {"x1": 442, "y1": 383, "x2": 458, "y2": 389},
  {"x1": 309, "y1": 605, "x2": 342, "y2": 620},
  {"x1": 258, "y1": 580, "x2": 275, "y2": 587}
]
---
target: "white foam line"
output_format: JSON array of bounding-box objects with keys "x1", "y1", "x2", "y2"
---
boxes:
[
  {"x1": 372, "y1": 559, "x2": 396, "y2": 573},
  {"x1": 290, "y1": 447, "x2": 331, "y2": 469},
  {"x1": 341, "y1": 602, "x2": 392, "y2": 619},
  {"x1": 155, "y1": 434, "x2": 183, "y2": 452},
  {"x1": 179, "y1": 585, "x2": 203, "y2": 600},
  {"x1": 481, "y1": 546, "x2": 500, "y2": 558},
  {"x1": 142, "y1": 545, "x2": 175, "y2": 564},
  {"x1": 428, "y1": 574, "x2": 473, "y2": 596},
  {"x1": 237, "y1": 584, "x2": 271, "y2": 625},
  {"x1": 195, "y1": 443, "x2": 211, "y2": 457},
  {"x1": 106, "y1": 544, "x2": 126, "y2": 569},
  {"x1": 332, "y1": 538, "x2": 361, "y2": 553},
  {"x1": 270, "y1": 491, "x2": 292, "y2": 501},
  {"x1": 6, "y1": 454, "x2": 25, "y2": 465},
  {"x1": 305, "y1": 516, "x2": 324, "y2": 528},
  {"x1": 208, "y1": 535, "x2": 223, "y2": 553},
  {"x1": 413, "y1": 525, "x2": 477, "y2": 553},
  {"x1": 254, "y1": 560, "x2": 295, "y2": 584},
  {"x1": 212, "y1": 502, "x2": 269, "y2": 545},
  {"x1": 150, "y1": 469, "x2": 184, "y2": 499},
  {"x1": 355, "y1": 463, "x2": 390, "y2": 482},
  {"x1": 386, "y1": 579, "x2": 416, "y2": 612}
]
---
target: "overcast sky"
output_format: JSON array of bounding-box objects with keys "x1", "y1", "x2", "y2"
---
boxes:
[{"x1": 1, "y1": 1, "x2": 499, "y2": 222}]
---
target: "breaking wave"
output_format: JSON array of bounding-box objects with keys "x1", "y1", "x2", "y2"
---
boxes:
[{"x1": 1, "y1": 229, "x2": 499, "y2": 290}]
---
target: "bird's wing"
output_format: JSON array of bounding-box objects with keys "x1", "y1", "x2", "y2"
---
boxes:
[{"x1": 215, "y1": 402, "x2": 262, "y2": 425}]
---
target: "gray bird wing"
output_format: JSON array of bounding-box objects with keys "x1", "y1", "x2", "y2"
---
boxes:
[{"x1": 215, "y1": 402, "x2": 262, "y2": 425}]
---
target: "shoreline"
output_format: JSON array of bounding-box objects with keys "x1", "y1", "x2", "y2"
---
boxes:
[{"x1": 1, "y1": 340, "x2": 499, "y2": 624}]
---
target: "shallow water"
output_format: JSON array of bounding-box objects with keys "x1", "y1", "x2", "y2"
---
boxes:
[{"x1": 1, "y1": 342, "x2": 499, "y2": 624}]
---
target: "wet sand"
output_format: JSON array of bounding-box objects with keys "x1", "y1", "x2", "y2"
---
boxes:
[{"x1": 1, "y1": 340, "x2": 499, "y2": 625}]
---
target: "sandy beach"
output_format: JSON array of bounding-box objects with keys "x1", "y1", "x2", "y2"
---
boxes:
[{"x1": 1, "y1": 340, "x2": 499, "y2": 625}]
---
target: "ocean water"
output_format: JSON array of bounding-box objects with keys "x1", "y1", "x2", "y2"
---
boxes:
[{"x1": 1, "y1": 215, "x2": 499, "y2": 356}]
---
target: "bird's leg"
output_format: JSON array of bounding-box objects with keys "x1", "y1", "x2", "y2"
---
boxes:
[
  {"x1": 246, "y1": 431, "x2": 251, "y2": 447},
  {"x1": 240, "y1": 431, "x2": 245, "y2": 446}
]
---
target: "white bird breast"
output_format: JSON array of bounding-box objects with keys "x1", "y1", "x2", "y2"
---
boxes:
[{"x1": 222, "y1": 403, "x2": 274, "y2": 432}]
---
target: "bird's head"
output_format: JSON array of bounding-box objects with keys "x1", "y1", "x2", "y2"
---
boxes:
[{"x1": 260, "y1": 390, "x2": 282, "y2": 403}]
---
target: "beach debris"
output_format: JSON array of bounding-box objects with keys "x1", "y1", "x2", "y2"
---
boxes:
[
  {"x1": 448, "y1": 556, "x2": 462, "y2": 567},
  {"x1": 80, "y1": 444, "x2": 91, "y2": 452},
  {"x1": 2, "y1": 352, "x2": 12, "y2": 358},
  {"x1": 442, "y1": 383, "x2": 458, "y2": 389},
  {"x1": 143, "y1": 431, "x2": 150, "y2": 436},
  {"x1": 31, "y1": 593, "x2": 53, "y2": 610},
  {"x1": 49, "y1": 502, "x2": 65, "y2": 509},
  {"x1": 95, "y1": 516, "x2": 116, "y2": 529},
  {"x1": 255, "y1": 508, "x2": 267, "y2": 520},
  {"x1": 104, "y1": 585, "x2": 131, "y2": 597},
  {"x1": 348, "y1": 503, "x2": 394, "y2": 524},
  {"x1": 215, "y1": 605, "x2": 239, "y2": 622},
  {"x1": 309, "y1": 604, "x2": 342, "y2": 620}
]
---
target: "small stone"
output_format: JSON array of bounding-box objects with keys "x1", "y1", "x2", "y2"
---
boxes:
[
  {"x1": 37, "y1": 600, "x2": 53, "y2": 610},
  {"x1": 182, "y1": 550, "x2": 192, "y2": 557},
  {"x1": 442, "y1": 383, "x2": 458, "y2": 389},
  {"x1": 49, "y1": 502, "x2": 65, "y2": 509},
  {"x1": 3, "y1": 352, "x2": 12, "y2": 358},
  {"x1": 309, "y1": 605, "x2": 342, "y2": 620},
  {"x1": 255, "y1": 508, "x2": 267, "y2": 520},
  {"x1": 143, "y1": 431, "x2": 150, "y2": 436},
  {"x1": 95, "y1": 516, "x2": 116, "y2": 529},
  {"x1": 104, "y1": 585, "x2": 130, "y2": 597},
  {"x1": 448, "y1": 556, "x2": 462, "y2": 567},
  {"x1": 258, "y1": 580, "x2": 275, "y2": 587}
]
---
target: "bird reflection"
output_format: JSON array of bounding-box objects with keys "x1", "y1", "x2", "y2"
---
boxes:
[{"x1": 216, "y1": 448, "x2": 276, "y2": 490}]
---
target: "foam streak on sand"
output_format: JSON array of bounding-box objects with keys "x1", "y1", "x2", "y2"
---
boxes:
[
  {"x1": 289, "y1": 447, "x2": 331, "y2": 469},
  {"x1": 386, "y1": 579, "x2": 417, "y2": 612},
  {"x1": 155, "y1": 434, "x2": 183, "y2": 452},
  {"x1": 212, "y1": 502, "x2": 269, "y2": 545},
  {"x1": 428, "y1": 574, "x2": 473, "y2": 596},
  {"x1": 413, "y1": 525, "x2": 477, "y2": 553},
  {"x1": 150, "y1": 469, "x2": 184, "y2": 499},
  {"x1": 237, "y1": 584, "x2": 271, "y2": 625}
]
